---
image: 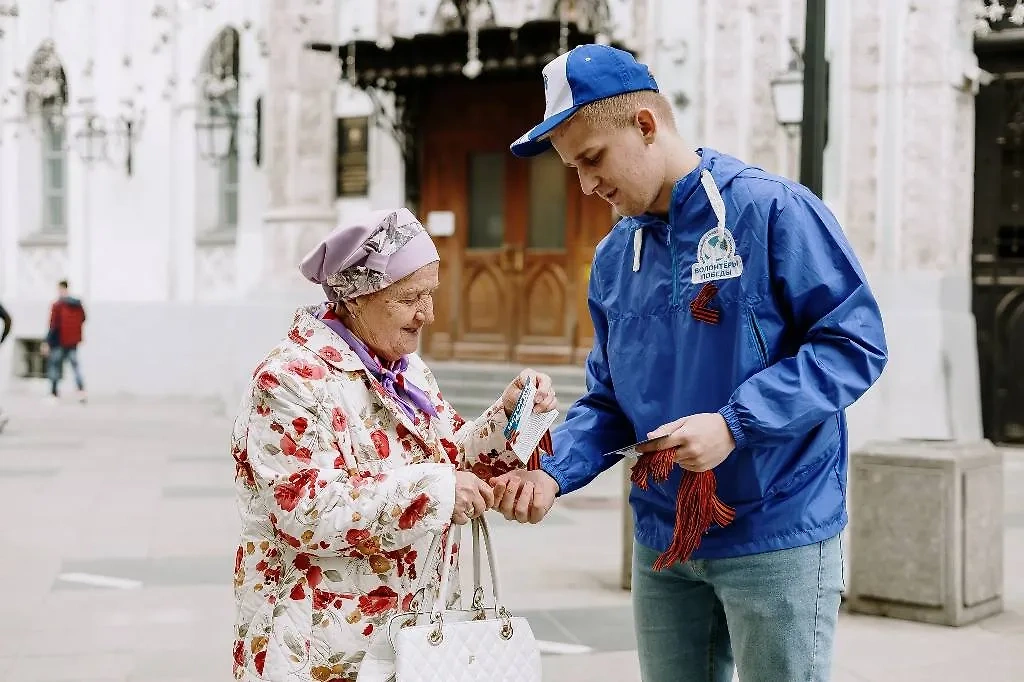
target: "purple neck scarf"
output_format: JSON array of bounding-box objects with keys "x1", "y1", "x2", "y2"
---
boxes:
[{"x1": 318, "y1": 309, "x2": 438, "y2": 423}]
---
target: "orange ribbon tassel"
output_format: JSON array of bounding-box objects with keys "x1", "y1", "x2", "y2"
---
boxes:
[{"x1": 630, "y1": 449, "x2": 735, "y2": 571}]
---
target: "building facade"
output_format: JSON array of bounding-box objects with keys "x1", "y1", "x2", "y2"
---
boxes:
[{"x1": 0, "y1": 0, "x2": 1021, "y2": 450}]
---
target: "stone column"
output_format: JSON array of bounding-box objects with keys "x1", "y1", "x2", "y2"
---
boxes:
[
  {"x1": 254, "y1": 0, "x2": 340, "y2": 300},
  {"x1": 827, "y1": 0, "x2": 983, "y2": 448}
]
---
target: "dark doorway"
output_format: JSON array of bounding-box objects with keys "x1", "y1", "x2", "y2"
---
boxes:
[{"x1": 974, "y1": 41, "x2": 1024, "y2": 444}]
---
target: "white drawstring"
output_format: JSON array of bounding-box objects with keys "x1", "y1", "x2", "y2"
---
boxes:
[
  {"x1": 632, "y1": 170, "x2": 728, "y2": 276},
  {"x1": 700, "y1": 169, "x2": 727, "y2": 238}
]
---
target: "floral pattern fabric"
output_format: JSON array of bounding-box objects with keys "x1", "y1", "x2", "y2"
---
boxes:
[{"x1": 231, "y1": 306, "x2": 524, "y2": 681}]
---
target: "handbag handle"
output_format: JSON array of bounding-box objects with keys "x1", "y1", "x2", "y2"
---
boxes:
[{"x1": 429, "y1": 516, "x2": 505, "y2": 621}]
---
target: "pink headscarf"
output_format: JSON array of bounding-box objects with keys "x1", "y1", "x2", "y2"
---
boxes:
[{"x1": 299, "y1": 208, "x2": 440, "y2": 301}]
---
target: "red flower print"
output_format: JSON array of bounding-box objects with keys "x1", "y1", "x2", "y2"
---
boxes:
[
  {"x1": 331, "y1": 407, "x2": 348, "y2": 432},
  {"x1": 234, "y1": 546, "x2": 243, "y2": 573},
  {"x1": 256, "y1": 403, "x2": 271, "y2": 417},
  {"x1": 313, "y1": 589, "x2": 331, "y2": 610},
  {"x1": 319, "y1": 346, "x2": 343, "y2": 362},
  {"x1": 402, "y1": 593, "x2": 415, "y2": 611},
  {"x1": 270, "y1": 422, "x2": 285, "y2": 434},
  {"x1": 440, "y1": 439, "x2": 459, "y2": 464},
  {"x1": 257, "y1": 371, "x2": 279, "y2": 392},
  {"x1": 288, "y1": 328, "x2": 305, "y2": 345},
  {"x1": 290, "y1": 583, "x2": 306, "y2": 600},
  {"x1": 285, "y1": 359, "x2": 326, "y2": 381},
  {"x1": 306, "y1": 566, "x2": 323, "y2": 590},
  {"x1": 452, "y1": 412, "x2": 466, "y2": 430},
  {"x1": 472, "y1": 462, "x2": 495, "y2": 481},
  {"x1": 280, "y1": 434, "x2": 297, "y2": 456},
  {"x1": 233, "y1": 640, "x2": 244, "y2": 668},
  {"x1": 294, "y1": 447, "x2": 312, "y2": 463},
  {"x1": 398, "y1": 493, "x2": 431, "y2": 530},
  {"x1": 370, "y1": 430, "x2": 390, "y2": 459},
  {"x1": 274, "y1": 480, "x2": 305, "y2": 512},
  {"x1": 294, "y1": 553, "x2": 312, "y2": 571},
  {"x1": 254, "y1": 651, "x2": 266, "y2": 675},
  {"x1": 396, "y1": 423, "x2": 410, "y2": 439},
  {"x1": 346, "y1": 528, "x2": 370, "y2": 545},
  {"x1": 292, "y1": 417, "x2": 308, "y2": 437},
  {"x1": 358, "y1": 586, "x2": 398, "y2": 616},
  {"x1": 363, "y1": 623, "x2": 374, "y2": 637}
]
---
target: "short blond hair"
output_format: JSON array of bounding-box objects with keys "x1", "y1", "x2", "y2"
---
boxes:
[{"x1": 574, "y1": 90, "x2": 676, "y2": 131}]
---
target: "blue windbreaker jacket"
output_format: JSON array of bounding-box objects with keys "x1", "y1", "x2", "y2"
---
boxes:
[{"x1": 541, "y1": 148, "x2": 888, "y2": 558}]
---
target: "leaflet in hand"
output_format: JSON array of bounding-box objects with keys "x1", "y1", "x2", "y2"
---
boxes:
[
  {"x1": 601, "y1": 437, "x2": 658, "y2": 460},
  {"x1": 503, "y1": 375, "x2": 558, "y2": 465}
]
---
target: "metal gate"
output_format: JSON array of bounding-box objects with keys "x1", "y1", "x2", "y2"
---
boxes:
[{"x1": 974, "y1": 59, "x2": 1024, "y2": 444}]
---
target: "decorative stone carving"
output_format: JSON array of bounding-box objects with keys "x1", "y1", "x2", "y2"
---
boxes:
[
  {"x1": 195, "y1": 243, "x2": 237, "y2": 300},
  {"x1": 257, "y1": 0, "x2": 340, "y2": 295},
  {"x1": 17, "y1": 244, "x2": 69, "y2": 299}
]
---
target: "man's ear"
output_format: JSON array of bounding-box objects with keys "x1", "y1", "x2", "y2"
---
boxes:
[{"x1": 635, "y1": 108, "x2": 658, "y2": 143}]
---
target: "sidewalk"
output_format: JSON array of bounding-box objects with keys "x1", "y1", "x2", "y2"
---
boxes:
[{"x1": 0, "y1": 394, "x2": 1020, "y2": 681}]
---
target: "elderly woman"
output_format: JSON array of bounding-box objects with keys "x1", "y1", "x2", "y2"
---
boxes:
[{"x1": 230, "y1": 208, "x2": 555, "y2": 681}]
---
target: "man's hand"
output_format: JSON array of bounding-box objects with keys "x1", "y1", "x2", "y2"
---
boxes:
[
  {"x1": 488, "y1": 469, "x2": 559, "y2": 524},
  {"x1": 501, "y1": 369, "x2": 557, "y2": 417},
  {"x1": 635, "y1": 413, "x2": 736, "y2": 472}
]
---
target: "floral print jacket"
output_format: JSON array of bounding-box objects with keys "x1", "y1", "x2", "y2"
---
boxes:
[{"x1": 231, "y1": 306, "x2": 524, "y2": 681}]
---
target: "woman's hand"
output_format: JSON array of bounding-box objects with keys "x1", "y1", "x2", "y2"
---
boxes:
[
  {"x1": 501, "y1": 369, "x2": 557, "y2": 417},
  {"x1": 452, "y1": 471, "x2": 495, "y2": 525}
]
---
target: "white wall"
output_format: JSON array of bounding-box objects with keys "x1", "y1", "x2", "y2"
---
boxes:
[{"x1": 0, "y1": 0, "x2": 269, "y2": 308}]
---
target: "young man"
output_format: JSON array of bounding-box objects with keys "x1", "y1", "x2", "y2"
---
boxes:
[
  {"x1": 489, "y1": 45, "x2": 888, "y2": 681},
  {"x1": 43, "y1": 280, "x2": 87, "y2": 402}
]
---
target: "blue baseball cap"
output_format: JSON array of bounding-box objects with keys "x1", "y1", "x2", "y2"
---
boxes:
[{"x1": 509, "y1": 44, "x2": 659, "y2": 158}]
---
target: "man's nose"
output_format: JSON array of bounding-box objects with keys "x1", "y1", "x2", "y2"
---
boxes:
[{"x1": 577, "y1": 169, "x2": 599, "y2": 196}]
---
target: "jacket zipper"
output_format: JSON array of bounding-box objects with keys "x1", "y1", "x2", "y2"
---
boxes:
[
  {"x1": 667, "y1": 222, "x2": 678, "y2": 306},
  {"x1": 747, "y1": 307, "x2": 769, "y2": 369}
]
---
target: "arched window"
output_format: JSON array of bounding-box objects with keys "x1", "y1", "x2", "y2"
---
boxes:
[
  {"x1": 25, "y1": 41, "x2": 68, "y2": 234},
  {"x1": 198, "y1": 27, "x2": 240, "y2": 232}
]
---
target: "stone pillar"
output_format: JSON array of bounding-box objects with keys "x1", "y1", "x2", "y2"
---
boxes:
[
  {"x1": 825, "y1": 0, "x2": 983, "y2": 448},
  {"x1": 846, "y1": 440, "x2": 1004, "y2": 626},
  {"x1": 255, "y1": 0, "x2": 340, "y2": 300}
]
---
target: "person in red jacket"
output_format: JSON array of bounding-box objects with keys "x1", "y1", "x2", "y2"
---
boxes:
[{"x1": 43, "y1": 280, "x2": 87, "y2": 402}]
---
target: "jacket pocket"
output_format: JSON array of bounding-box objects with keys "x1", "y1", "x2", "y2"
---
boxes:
[{"x1": 745, "y1": 307, "x2": 769, "y2": 370}]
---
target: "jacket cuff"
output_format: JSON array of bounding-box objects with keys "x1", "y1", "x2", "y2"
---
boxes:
[
  {"x1": 538, "y1": 454, "x2": 568, "y2": 497},
  {"x1": 718, "y1": 404, "x2": 748, "y2": 451}
]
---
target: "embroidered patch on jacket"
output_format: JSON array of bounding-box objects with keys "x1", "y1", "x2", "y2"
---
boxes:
[
  {"x1": 691, "y1": 227, "x2": 744, "y2": 284},
  {"x1": 689, "y1": 282, "x2": 721, "y2": 325}
]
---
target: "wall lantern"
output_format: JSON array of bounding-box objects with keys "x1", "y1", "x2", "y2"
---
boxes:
[{"x1": 770, "y1": 38, "x2": 804, "y2": 134}]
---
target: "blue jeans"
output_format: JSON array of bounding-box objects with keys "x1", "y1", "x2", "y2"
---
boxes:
[
  {"x1": 48, "y1": 346, "x2": 85, "y2": 396},
  {"x1": 632, "y1": 534, "x2": 843, "y2": 682}
]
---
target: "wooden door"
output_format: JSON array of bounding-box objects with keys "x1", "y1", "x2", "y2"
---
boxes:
[{"x1": 419, "y1": 78, "x2": 610, "y2": 364}]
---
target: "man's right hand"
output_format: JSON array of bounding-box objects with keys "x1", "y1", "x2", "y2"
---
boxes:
[{"x1": 489, "y1": 469, "x2": 559, "y2": 524}]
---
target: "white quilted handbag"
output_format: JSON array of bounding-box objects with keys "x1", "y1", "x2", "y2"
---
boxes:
[{"x1": 357, "y1": 517, "x2": 542, "y2": 682}]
